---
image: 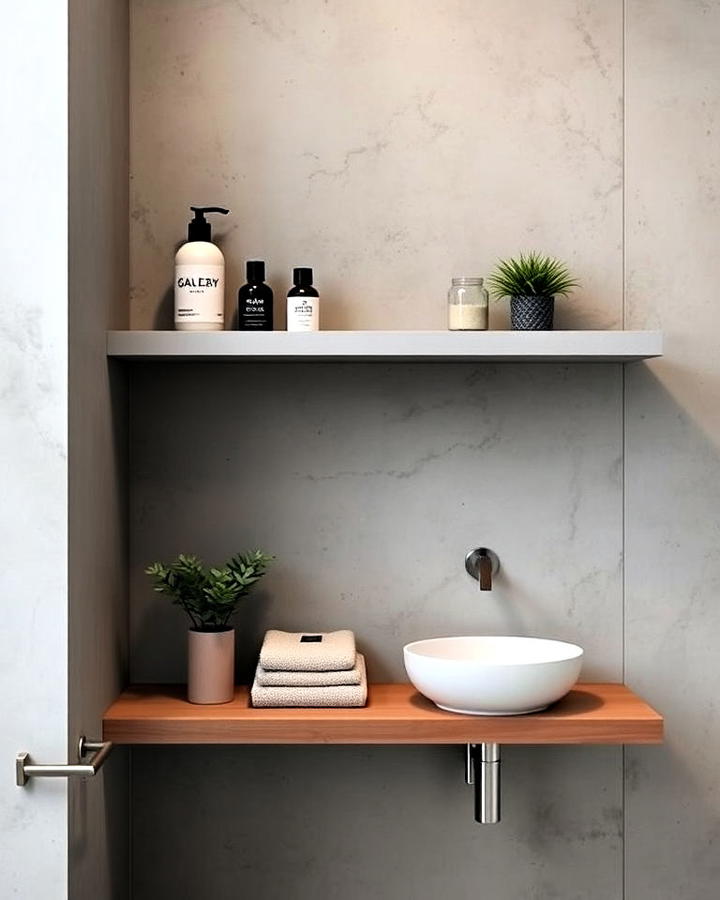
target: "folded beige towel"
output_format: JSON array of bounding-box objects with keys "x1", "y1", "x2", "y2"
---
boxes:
[
  {"x1": 251, "y1": 655, "x2": 367, "y2": 708},
  {"x1": 259, "y1": 629, "x2": 356, "y2": 672},
  {"x1": 256, "y1": 654, "x2": 364, "y2": 687}
]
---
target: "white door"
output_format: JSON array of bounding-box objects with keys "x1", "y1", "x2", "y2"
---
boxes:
[{"x1": 1, "y1": 3, "x2": 70, "y2": 896}]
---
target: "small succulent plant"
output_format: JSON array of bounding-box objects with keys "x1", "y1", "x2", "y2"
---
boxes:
[{"x1": 488, "y1": 252, "x2": 579, "y2": 300}]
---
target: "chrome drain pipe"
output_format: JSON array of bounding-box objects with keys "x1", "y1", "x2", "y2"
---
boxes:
[{"x1": 466, "y1": 743, "x2": 501, "y2": 824}]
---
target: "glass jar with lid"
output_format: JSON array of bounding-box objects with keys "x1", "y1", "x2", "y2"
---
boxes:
[{"x1": 447, "y1": 277, "x2": 489, "y2": 331}]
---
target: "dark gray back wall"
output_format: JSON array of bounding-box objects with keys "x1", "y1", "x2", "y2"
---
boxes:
[
  {"x1": 132, "y1": 744, "x2": 621, "y2": 900},
  {"x1": 130, "y1": 363, "x2": 622, "y2": 684},
  {"x1": 129, "y1": 362, "x2": 623, "y2": 899}
]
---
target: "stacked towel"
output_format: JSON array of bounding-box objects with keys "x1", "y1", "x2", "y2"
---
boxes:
[
  {"x1": 259, "y1": 629, "x2": 357, "y2": 672},
  {"x1": 251, "y1": 630, "x2": 367, "y2": 708}
]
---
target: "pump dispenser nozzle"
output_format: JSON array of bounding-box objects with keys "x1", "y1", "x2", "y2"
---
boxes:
[{"x1": 187, "y1": 206, "x2": 229, "y2": 242}]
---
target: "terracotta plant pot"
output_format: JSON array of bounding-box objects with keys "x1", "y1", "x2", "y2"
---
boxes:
[{"x1": 187, "y1": 628, "x2": 235, "y2": 704}]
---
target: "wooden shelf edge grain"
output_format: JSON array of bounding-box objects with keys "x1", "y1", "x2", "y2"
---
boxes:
[{"x1": 102, "y1": 683, "x2": 663, "y2": 746}]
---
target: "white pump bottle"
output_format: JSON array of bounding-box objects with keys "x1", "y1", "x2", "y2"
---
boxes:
[{"x1": 174, "y1": 206, "x2": 229, "y2": 331}]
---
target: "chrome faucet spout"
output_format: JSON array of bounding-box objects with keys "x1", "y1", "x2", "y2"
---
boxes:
[
  {"x1": 465, "y1": 547, "x2": 500, "y2": 591},
  {"x1": 477, "y1": 550, "x2": 493, "y2": 591}
]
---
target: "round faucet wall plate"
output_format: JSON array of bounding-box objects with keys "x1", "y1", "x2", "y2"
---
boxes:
[{"x1": 465, "y1": 548, "x2": 500, "y2": 583}]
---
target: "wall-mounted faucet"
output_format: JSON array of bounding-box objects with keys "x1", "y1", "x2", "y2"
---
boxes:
[{"x1": 465, "y1": 548, "x2": 500, "y2": 591}]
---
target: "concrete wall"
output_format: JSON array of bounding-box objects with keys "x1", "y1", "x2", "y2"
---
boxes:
[
  {"x1": 624, "y1": 2, "x2": 720, "y2": 898},
  {"x1": 127, "y1": 2, "x2": 720, "y2": 898},
  {"x1": 68, "y1": 1, "x2": 130, "y2": 898},
  {"x1": 0, "y1": 3, "x2": 70, "y2": 897},
  {"x1": 129, "y1": 361, "x2": 625, "y2": 899},
  {"x1": 130, "y1": 0, "x2": 623, "y2": 331}
]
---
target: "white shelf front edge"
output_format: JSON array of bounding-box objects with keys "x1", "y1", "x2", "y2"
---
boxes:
[{"x1": 107, "y1": 330, "x2": 663, "y2": 362}]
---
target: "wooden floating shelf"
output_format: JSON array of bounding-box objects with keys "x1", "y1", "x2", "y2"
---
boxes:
[
  {"x1": 103, "y1": 683, "x2": 663, "y2": 746},
  {"x1": 107, "y1": 330, "x2": 663, "y2": 363}
]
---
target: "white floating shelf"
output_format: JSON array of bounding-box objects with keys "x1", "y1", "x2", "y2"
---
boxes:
[{"x1": 107, "y1": 330, "x2": 662, "y2": 363}]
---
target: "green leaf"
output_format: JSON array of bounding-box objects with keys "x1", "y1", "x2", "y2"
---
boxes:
[
  {"x1": 145, "y1": 549, "x2": 273, "y2": 629},
  {"x1": 487, "y1": 252, "x2": 579, "y2": 300}
]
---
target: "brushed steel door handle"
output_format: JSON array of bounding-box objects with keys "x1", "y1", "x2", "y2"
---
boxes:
[{"x1": 16, "y1": 736, "x2": 113, "y2": 787}]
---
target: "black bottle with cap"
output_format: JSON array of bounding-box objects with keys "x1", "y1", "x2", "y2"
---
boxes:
[
  {"x1": 237, "y1": 260, "x2": 274, "y2": 330},
  {"x1": 286, "y1": 267, "x2": 319, "y2": 331}
]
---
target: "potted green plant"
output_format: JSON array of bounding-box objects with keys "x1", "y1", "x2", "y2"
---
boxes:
[
  {"x1": 145, "y1": 551, "x2": 272, "y2": 704},
  {"x1": 487, "y1": 252, "x2": 579, "y2": 331}
]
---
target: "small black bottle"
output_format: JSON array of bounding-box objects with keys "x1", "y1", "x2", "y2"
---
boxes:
[
  {"x1": 238, "y1": 260, "x2": 273, "y2": 330},
  {"x1": 286, "y1": 267, "x2": 319, "y2": 331}
]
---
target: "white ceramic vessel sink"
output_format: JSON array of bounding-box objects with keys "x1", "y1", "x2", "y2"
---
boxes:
[{"x1": 403, "y1": 636, "x2": 583, "y2": 716}]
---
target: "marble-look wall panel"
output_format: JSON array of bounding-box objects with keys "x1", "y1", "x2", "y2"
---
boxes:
[
  {"x1": 625, "y1": 2, "x2": 720, "y2": 898},
  {"x1": 130, "y1": 362, "x2": 623, "y2": 897},
  {"x1": 130, "y1": 0, "x2": 623, "y2": 331}
]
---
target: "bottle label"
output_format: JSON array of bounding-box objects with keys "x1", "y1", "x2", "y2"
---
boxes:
[
  {"x1": 241, "y1": 295, "x2": 271, "y2": 329},
  {"x1": 287, "y1": 296, "x2": 319, "y2": 332},
  {"x1": 175, "y1": 264, "x2": 225, "y2": 325}
]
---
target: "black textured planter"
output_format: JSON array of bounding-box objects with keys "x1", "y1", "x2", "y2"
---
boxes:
[{"x1": 510, "y1": 295, "x2": 555, "y2": 330}]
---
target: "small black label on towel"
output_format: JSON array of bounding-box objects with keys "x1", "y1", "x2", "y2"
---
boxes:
[{"x1": 300, "y1": 635, "x2": 323, "y2": 642}]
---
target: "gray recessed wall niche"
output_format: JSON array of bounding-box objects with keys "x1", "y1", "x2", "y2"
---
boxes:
[
  {"x1": 130, "y1": 362, "x2": 623, "y2": 686},
  {"x1": 130, "y1": 361, "x2": 624, "y2": 897},
  {"x1": 123, "y1": 1, "x2": 720, "y2": 899}
]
